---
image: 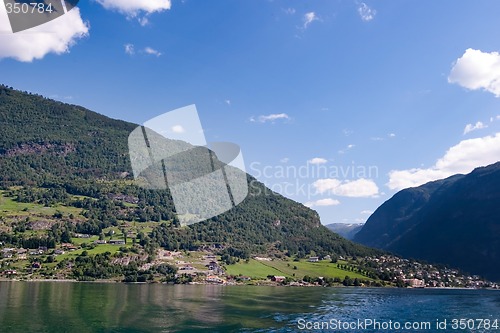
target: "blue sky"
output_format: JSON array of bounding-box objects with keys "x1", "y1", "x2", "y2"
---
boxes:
[{"x1": 1, "y1": 0, "x2": 500, "y2": 224}]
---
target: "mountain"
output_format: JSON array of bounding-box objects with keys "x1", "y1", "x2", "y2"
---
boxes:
[
  {"x1": 325, "y1": 223, "x2": 364, "y2": 240},
  {"x1": 354, "y1": 162, "x2": 500, "y2": 281},
  {"x1": 0, "y1": 84, "x2": 379, "y2": 258}
]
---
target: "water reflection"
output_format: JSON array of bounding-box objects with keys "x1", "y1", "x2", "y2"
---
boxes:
[
  {"x1": 0, "y1": 283, "x2": 499, "y2": 332},
  {"x1": 0, "y1": 283, "x2": 327, "y2": 332}
]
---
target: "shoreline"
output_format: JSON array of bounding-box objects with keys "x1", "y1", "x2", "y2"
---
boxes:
[{"x1": 0, "y1": 279, "x2": 498, "y2": 290}]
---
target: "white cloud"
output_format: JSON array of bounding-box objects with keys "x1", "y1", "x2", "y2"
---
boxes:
[
  {"x1": 171, "y1": 125, "x2": 185, "y2": 133},
  {"x1": 305, "y1": 198, "x2": 340, "y2": 208},
  {"x1": 144, "y1": 47, "x2": 162, "y2": 57},
  {"x1": 387, "y1": 133, "x2": 500, "y2": 190},
  {"x1": 343, "y1": 129, "x2": 353, "y2": 136},
  {"x1": 360, "y1": 210, "x2": 373, "y2": 215},
  {"x1": 338, "y1": 144, "x2": 355, "y2": 154},
  {"x1": 225, "y1": 99, "x2": 231, "y2": 106},
  {"x1": 280, "y1": 157, "x2": 290, "y2": 163},
  {"x1": 335, "y1": 179, "x2": 379, "y2": 197},
  {"x1": 358, "y1": 3, "x2": 376, "y2": 22},
  {"x1": 125, "y1": 45, "x2": 161, "y2": 57},
  {"x1": 371, "y1": 133, "x2": 395, "y2": 141},
  {"x1": 490, "y1": 115, "x2": 500, "y2": 122},
  {"x1": 313, "y1": 179, "x2": 342, "y2": 193},
  {"x1": 303, "y1": 12, "x2": 318, "y2": 28},
  {"x1": 313, "y1": 178, "x2": 379, "y2": 198},
  {"x1": 448, "y1": 48, "x2": 500, "y2": 97},
  {"x1": 124, "y1": 43, "x2": 135, "y2": 55},
  {"x1": 308, "y1": 157, "x2": 328, "y2": 165},
  {"x1": 251, "y1": 113, "x2": 290, "y2": 123},
  {"x1": 96, "y1": 0, "x2": 171, "y2": 16},
  {"x1": 284, "y1": 8, "x2": 296, "y2": 15},
  {"x1": 138, "y1": 16, "x2": 150, "y2": 26},
  {"x1": 463, "y1": 121, "x2": 487, "y2": 135},
  {"x1": 0, "y1": 7, "x2": 89, "y2": 62}
]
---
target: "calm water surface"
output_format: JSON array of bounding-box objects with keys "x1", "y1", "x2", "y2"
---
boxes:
[{"x1": 0, "y1": 282, "x2": 499, "y2": 332}]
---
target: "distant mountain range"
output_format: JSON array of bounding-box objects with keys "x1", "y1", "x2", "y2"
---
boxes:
[
  {"x1": 354, "y1": 162, "x2": 500, "y2": 281},
  {"x1": 325, "y1": 223, "x2": 364, "y2": 240}
]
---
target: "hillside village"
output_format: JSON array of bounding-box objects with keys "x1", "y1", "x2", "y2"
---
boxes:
[{"x1": 1, "y1": 229, "x2": 497, "y2": 289}]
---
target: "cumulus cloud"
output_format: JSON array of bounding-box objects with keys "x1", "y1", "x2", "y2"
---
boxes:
[
  {"x1": 463, "y1": 121, "x2": 487, "y2": 135},
  {"x1": 358, "y1": 3, "x2": 376, "y2": 22},
  {"x1": 96, "y1": 0, "x2": 171, "y2": 16},
  {"x1": 303, "y1": 12, "x2": 318, "y2": 28},
  {"x1": 138, "y1": 16, "x2": 150, "y2": 26},
  {"x1": 334, "y1": 179, "x2": 379, "y2": 197},
  {"x1": 171, "y1": 125, "x2": 185, "y2": 133},
  {"x1": 313, "y1": 178, "x2": 379, "y2": 198},
  {"x1": 338, "y1": 144, "x2": 355, "y2": 154},
  {"x1": 448, "y1": 48, "x2": 500, "y2": 97},
  {"x1": 125, "y1": 45, "x2": 161, "y2": 57},
  {"x1": 308, "y1": 157, "x2": 328, "y2": 165},
  {"x1": 251, "y1": 113, "x2": 290, "y2": 123},
  {"x1": 305, "y1": 198, "x2": 340, "y2": 208},
  {"x1": 313, "y1": 179, "x2": 341, "y2": 193},
  {"x1": 360, "y1": 210, "x2": 373, "y2": 215},
  {"x1": 124, "y1": 43, "x2": 135, "y2": 55},
  {"x1": 387, "y1": 133, "x2": 500, "y2": 190},
  {"x1": 144, "y1": 46, "x2": 162, "y2": 57},
  {"x1": 0, "y1": 7, "x2": 88, "y2": 62}
]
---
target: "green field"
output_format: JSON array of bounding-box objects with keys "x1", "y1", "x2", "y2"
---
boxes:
[
  {"x1": 0, "y1": 191, "x2": 82, "y2": 217},
  {"x1": 225, "y1": 259, "x2": 285, "y2": 278},
  {"x1": 226, "y1": 259, "x2": 371, "y2": 281},
  {"x1": 72, "y1": 236, "x2": 100, "y2": 245},
  {"x1": 54, "y1": 242, "x2": 132, "y2": 262},
  {"x1": 0, "y1": 191, "x2": 156, "y2": 234}
]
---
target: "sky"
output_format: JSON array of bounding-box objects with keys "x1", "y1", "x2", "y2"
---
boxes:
[{"x1": 1, "y1": 0, "x2": 500, "y2": 225}]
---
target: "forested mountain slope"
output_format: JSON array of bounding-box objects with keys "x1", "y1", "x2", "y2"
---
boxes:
[{"x1": 0, "y1": 84, "x2": 378, "y2": 258}]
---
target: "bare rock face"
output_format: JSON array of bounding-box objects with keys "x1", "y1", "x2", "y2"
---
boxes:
[{"x1": 3, "y1": 142, "x2": 76, "y2": 157}]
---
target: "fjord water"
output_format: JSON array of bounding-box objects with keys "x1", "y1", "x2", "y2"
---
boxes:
[{"x1": 0, "y1": 283, "x2": 499, "y2": 333}]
